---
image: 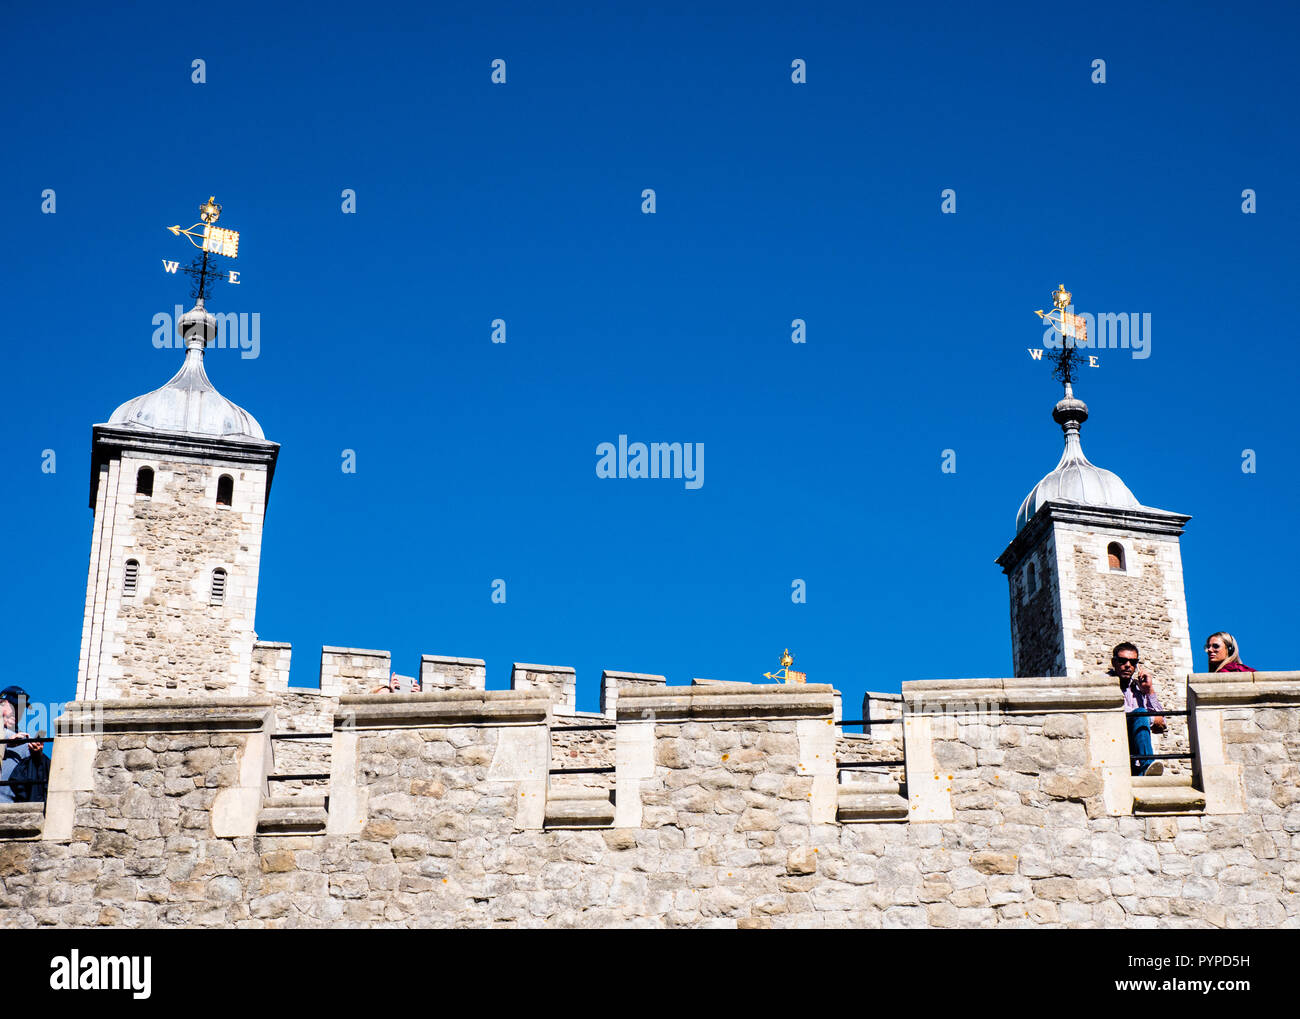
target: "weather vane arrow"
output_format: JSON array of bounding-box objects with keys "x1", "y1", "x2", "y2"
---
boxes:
[
  {"x1": 1030, "y1": 282, "x2": 1098, "y2": 388},
  {"x1": 161, "y1": 195, "x2": 242, "y2": 301},
  {"x1": 763, "y1": 649, "x2": 806, "y2": 684}
]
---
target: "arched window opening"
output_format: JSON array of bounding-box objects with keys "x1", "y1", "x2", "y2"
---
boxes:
[
  {"x1": 211, "y1": 568, "x2": 227, "y2": 605},
  {"x1": 1026, "y1": 562, "x2": 1037, "y2": 596},
  {"x1": 124, "y1": 559, "x2": 139, "y2": 597},
  {"x1": 216, "y1": 474, "x2": 234, "y2": 507},
  {"x1": 1107, "y1": 542, "x2": 1126, "y2": 572},
  {"x1": 136, "y1": 467, "x2": 154, "y2": 498}
]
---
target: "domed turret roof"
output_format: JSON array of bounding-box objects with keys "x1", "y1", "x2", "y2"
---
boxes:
[
  {"x1": 106, "y1": 303, "x2": 265, "y2": 441},
  {"x1": 1014, "y1": 393, "x2": 1141, "y2": 532}
]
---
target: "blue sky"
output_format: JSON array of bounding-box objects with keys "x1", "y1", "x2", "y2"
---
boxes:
[{"x1": 2, "y1": 0, "x2": 1297, "y2": 721}]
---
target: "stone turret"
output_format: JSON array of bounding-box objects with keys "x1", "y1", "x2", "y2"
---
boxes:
[
  {"x1": 997, "y1": 385, "x2": 1194, "y2": 704},
  {"x1": 76, "y1": 299, "x2": 279, "y2": 700}
]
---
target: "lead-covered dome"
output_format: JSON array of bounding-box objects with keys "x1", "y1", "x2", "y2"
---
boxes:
[
  {"x1": 1015, "y1": 394, "x2": 1141, "y2": 532},
  {"x1": 106, "y1": 303, "x2": 265, "y2": 440}
]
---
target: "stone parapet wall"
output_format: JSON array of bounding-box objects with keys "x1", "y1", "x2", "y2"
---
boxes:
[
  {"x1": 419, "y1": 655, "x2": 486, "y2": 692},
  {"x1": 1, "y1": 676, "x2": 1297, "y2": 928},
  {"x1": 2, "y1": 698, "x2": 272, "y2": 926},
  {"x1": 510, "y1": 663, "x2": 577, "y2": 716},
  {"x1": 251, "y1": 641, "x2": 292, "y2": 692},
  {"x1": 599, "y1": 671, "x2": 667, "y2": 719},
  {"x1": 319, "y1": 647, "x2": 391, "y2": 697}
]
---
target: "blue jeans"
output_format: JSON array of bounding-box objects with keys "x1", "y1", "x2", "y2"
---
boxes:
[{"x1": 1127, "y1": 713, "x2": 1154, "y2": 775}]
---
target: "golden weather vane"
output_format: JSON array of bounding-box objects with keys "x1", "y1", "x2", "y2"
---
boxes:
[
  {"x1": 1031, "y1": 282, "x2": 1096, "y2": 389},
  {"x1": 161, "y1": 195, "x2": 242, "y2": 301},
  {"x1": 763, "y1": 648, "x2": 806, "y2": 685}
]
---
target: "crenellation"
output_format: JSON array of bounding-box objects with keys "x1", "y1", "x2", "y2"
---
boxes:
[
  {"x1": 511, "y1": 663, "x2": 577, "y2": 716},
  {"x1": 419, "y1": 655, "x2": 486, "y2": 692},
  {"x1": 319, "y1": 647, "x2": 391, "y2": 697},
  {"x1": 599, "y1": 670, "x2": 665, "y2": 718},
  {"x1": 37, "y1": 295, "x2": 1295, "y2": 928}
]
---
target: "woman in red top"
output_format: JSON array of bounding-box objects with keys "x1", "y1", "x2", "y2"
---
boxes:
[{"x1": 1205, "y1": 631, "x2": 1254, "y2": 672}]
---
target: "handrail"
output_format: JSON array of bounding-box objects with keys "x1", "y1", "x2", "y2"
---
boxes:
[
  {"x1": 1, "y1": 734, "x2": 51, "y2": 746},
  {"x1": 837, "y1": 760, "x2": 905, "y2": 768},
  {"x1": 553, "y1": 723, "x2": 616, "y2": 732}
]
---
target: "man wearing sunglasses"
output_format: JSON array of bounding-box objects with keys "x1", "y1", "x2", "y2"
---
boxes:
[{"x1": 1109, "y1": 643, "x2": 1166, "y2": 777}]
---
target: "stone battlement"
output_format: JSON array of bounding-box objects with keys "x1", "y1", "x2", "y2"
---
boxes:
[{"x1": 1, "y1": 671, "x2": 1296, "y2": 927}]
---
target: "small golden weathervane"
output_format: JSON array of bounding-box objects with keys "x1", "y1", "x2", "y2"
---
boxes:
[
  {"x1": 1032, "y1": 282, "x2": 1098, "y2": 390},
  {"x1": 763, "y1": 649, "x2": 806, "y2": 685},
  {"x1": 162, "y1": 195, "x2": 243, "y2": 301},
  {"x1": 1034, "y1": 282, "x2": 1088, "y2": 345},
  {"x1": 167, "y1": 195, "x2": 240, "y2": 258}
]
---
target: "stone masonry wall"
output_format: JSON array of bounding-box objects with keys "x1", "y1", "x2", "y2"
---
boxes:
[
  {"x1": 1065, "y1": 532, "x2": 1192, "y2": 769},
  {"x1": 319, "y1": 648, "x2": 391, "y2": 697},
  {"x1": 1, "y1": 679, "x2": 1297, "y2": 928},
  {"x1": 0, "y1": 703, "x2": 266, "y2": 926},
  {"x1": 420, "y1": 656, "x2": 486, "y2": 692},
  {"x1": 267, "y1": 690, "x2": 336, "y2": 795},
  {"x1": 77, "y1": 454, "x2": 268, "y2": 701},
  {"x1": 1008, "y1": 531, "x2": 1065, "y2": 678},
  {"x1": 250, "y1": 641, "x2": 292, "y2": 693},
  {"x1": 1067, "y1": 534, "x2": 1186, "y2": 707},
  {"x1": 511, "y1": 664, "x2": 577, "y2": 715}
]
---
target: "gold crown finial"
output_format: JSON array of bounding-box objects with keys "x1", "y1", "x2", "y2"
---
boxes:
[
  {"x1": 199, "y1": 196, "x2": 222, "y2": 224},
  {"x1": 1052, "y1": 283, "x2": 1072, "y2": 310},
  {"x1": 763, "y1": 648, "x2": 805, "y2": 684}
]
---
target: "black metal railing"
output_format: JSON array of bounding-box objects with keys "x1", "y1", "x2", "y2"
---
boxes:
[
  {"x1": 553, "y1": 723, "x2": 616, "y2": 732},
  {"x1": 835, "y1": 697, "x2": 906, "y2": 780},
  {"x1": 1125, "y1": 708, "x2": 1194, "y2": 763},
  {"x1": 1, "y1": 734, "x2": 52, "y2": 746},
  {"x1": 1, "y1": 733, "x2": 52, "y2": 801}
]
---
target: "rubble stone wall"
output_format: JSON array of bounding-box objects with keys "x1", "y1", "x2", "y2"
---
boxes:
[{"x1": 1, "y1": 676, "x2": 1296, "y2": 929}]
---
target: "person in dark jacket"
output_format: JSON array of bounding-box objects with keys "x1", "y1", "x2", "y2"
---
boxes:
[
  {"x1": 1205, "y1": 632, "x2": 1255, "y2": 673},
  {"x1": 0, "y1": 686, "x2": 49, "y2": 804}
]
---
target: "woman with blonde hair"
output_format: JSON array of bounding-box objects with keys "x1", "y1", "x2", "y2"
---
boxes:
[{"x1": 1205, "y1": 632, "x2": 1254, "y2": 673}]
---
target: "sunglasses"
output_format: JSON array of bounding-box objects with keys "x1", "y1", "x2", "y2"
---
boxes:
[{"x1": 1114, "y1": 657, "x2": 1139, "y2": 666}]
